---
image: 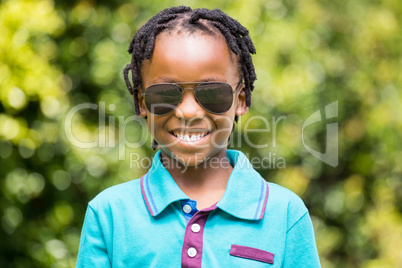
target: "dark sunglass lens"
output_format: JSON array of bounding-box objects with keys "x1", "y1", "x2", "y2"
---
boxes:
[
  {"x1": 195, "y1": 83, "x2": 233, "y2": 114},
  {"x1": 145, "y1": 84, "x2": 182, "y2": 115}
]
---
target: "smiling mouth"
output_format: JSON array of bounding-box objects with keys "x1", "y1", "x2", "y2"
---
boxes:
[{"x1": 171, "y1": 131, "x2": 209, "y2": 142}]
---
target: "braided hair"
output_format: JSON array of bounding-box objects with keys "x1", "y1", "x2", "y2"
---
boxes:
[{"x1": 123, "y1": 6, "x2": 257, "y2": 149}]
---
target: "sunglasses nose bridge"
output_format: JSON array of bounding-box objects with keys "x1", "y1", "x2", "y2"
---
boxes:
[
  {"x1": 179, "y1": 86, "x2": 198, "y2": 104},
  {"x1": 175, "y1": 87, "x2": 205, "y2": 119},
  {"x1": 181, "y1": 86, "x2": 196, "y2": 91}
]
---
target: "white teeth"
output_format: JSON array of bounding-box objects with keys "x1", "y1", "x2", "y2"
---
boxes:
[{"x1": 173, "y1": 131, "x2": 208, "y2": 142}]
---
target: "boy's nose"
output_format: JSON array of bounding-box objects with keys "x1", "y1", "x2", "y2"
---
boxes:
[{"x1": 174, "y1": 88, "x2": 205, "y2": 120}]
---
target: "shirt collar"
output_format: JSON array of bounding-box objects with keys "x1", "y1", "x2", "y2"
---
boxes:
[{"x1": 141, "y1": 149, "x2": 269, "y2": 220}]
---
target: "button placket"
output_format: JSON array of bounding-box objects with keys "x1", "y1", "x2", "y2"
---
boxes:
[
  {"x1": 181, "y1": 205, "x2": 217, "y2": 268},
  {"x1": 186, "y1": 220, "x2": 201, "y2": 260}
]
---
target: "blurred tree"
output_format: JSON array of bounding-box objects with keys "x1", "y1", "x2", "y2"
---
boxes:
[{"x1": 0, "y1": 0, "x2": 401, "y2": 267}]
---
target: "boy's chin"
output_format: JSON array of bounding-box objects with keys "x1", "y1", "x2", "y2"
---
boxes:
[
  {"x1": 161, "y1": 150, "x2": 207, "y2": 168},
  {"x1": 177, "y1": 158, "x2": 206, "y2": 169},
  {"x1": 160, "y1": 149, "x2": 225, "y2": 170}
]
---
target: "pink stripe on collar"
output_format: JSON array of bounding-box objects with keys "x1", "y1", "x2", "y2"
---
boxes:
[
  {"x1": 259, "y1": 182, "x2": 269, "y2": 220},
  {"x1": 140, "y1": 175, "x2": 154, "y2": 217}
]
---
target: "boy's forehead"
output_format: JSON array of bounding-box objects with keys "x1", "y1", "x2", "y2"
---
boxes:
[
  {"x1": 156, "y1": 30, "x2": 222, "y2": 48},
  {"x1": 140, "y1": 32, "x2": 240, "y2": 83},
  {"x1": 146, "y1": 31, "x2": 237, "y2": 67}
]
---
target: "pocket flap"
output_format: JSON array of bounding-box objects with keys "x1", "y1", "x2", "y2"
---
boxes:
[{"x1": 230, "y1": 244, "x2": 274, "y2": 264}]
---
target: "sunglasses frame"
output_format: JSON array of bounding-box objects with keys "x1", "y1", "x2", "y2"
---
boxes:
[{"x1": 141, "y1": 80, "x2": 243, "y2": 116}]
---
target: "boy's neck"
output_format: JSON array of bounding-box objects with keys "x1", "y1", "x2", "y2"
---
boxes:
[{"x1": 160, "y1": 150, "x2": 233, "y2": 210}]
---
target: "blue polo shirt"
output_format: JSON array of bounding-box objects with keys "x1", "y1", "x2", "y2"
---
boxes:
[{"x1": 76, "y1": 150, "x2": 320, "y2": 267}]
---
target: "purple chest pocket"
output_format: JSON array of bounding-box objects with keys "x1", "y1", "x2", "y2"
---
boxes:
[{"x1": 230, "y1": 244, "x2": 275, "y2": 264}]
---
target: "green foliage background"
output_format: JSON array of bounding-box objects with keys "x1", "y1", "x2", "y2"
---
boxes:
[{"x1": 0, "y1": 0, "x2": 401, "y2": 267}]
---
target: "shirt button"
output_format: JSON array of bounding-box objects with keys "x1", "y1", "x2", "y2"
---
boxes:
[
  {"x1": 191, "y1": 223, "x2": 201, "y2": 233},
  {"x1": 187, "y1": 247, "x2": 197, "y2": 258},
  {"x1": 183, "y1": 204, "x2": 192, "y2": 214}
]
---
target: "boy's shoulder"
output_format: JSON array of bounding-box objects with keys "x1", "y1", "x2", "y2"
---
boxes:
[
  {"x1": 267, "y1": 182, "x2": 305, "y2": 203},
  {"x1": 266, "y1": 181, "x2": 309, "y2": 225},
  {"x1": 88, "y1": 178, "x2": 142, "y2": 209}
]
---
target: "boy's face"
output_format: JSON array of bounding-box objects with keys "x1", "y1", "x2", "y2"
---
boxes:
[{"x1": 138, "y1": 31, "x2": 248, "y2": 167}]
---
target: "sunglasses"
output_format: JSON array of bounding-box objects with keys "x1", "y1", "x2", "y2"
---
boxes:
[{"x1": 142, "y1": 81, "x2": 243, "y2": 116}]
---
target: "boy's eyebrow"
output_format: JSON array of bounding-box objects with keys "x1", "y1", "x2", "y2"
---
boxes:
[
  {"x1": 151, "y1": 76, "x2": 226, "y2": 84},
  {"x1": 151, "y1": 77, "x2": 177, "y2": 83}
]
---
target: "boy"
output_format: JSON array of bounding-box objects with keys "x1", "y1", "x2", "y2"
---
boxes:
[{"x1": 77, "y1": 6, "x2": 320, "y2": 267}]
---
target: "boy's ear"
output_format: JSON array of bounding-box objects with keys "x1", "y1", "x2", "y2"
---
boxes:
[
  {"x1": 235, "y1": 84, "x2": 248, "y2": 116},
  {"x1": 136, "y1": 87, "x2": 147, "y2": 117}
]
